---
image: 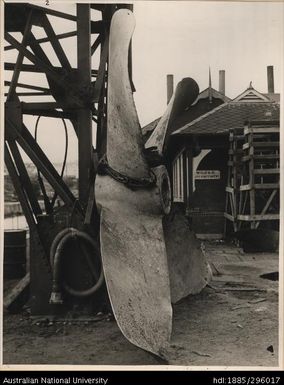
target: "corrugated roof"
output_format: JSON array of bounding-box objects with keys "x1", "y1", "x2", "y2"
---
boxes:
[{"x1": 172, "y1": 102, "x2": 280, "y2": 136}]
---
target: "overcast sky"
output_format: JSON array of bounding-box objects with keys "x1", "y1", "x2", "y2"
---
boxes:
[
  {"x1": 4, "y1": 1, "x2": 284, "y2": 163},
  {"x1": 133, "y1": 1, "x2": 283, "y2": 125}
]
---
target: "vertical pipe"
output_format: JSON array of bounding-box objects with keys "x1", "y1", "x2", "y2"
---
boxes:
[
  {"x1": 219, "y1": 70, "x2": 225, "y2": 95},
  {"x1": 77, "y1": 4, "x2": 93, "y2": 206},
  {"x1": 267, "y1": 66, "x2": 274, "y2": 93},
  {"x1": 167, "y1": 74, "x2": 174, "y2": 104}
]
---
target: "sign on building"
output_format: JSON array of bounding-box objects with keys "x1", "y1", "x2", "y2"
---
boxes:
[{"x1": 195, "y1": 170, "x2": 221, "y2": 180}]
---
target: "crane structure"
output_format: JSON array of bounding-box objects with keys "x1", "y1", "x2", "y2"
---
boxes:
[
  {"x1": 4, "y1": 3, "x2": 211, "y2": 356},
  {"x1": 4, "y1": 2, "x2": 132, "y2": 314}
]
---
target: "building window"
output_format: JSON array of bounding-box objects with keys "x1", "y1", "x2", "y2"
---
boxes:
[{"x1": 172, "y1": 152, "x2": 184, "y2": 202}]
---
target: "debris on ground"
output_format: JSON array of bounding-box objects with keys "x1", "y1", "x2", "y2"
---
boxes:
[
  {"x1": 191, "y1": 351, "x2": 212, "y2": 357},
  {"x1": 3, "y1": 241, "x2": 279, "y2": 366}
]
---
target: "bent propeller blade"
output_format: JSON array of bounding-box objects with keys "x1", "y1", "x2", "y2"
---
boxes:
[
  {"x1": 145, "y1": 77, "x2": 199, "y2": 157},
  {"x1": 145, "y1": 77, "x2": 211, "y2": 303},
  {"x1": 95, "y1": 9, "x2": 172, "y2": 355}
]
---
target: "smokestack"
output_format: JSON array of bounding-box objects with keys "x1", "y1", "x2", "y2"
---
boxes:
[
  {"x1": 219, "y1": 70, "x2": 225, "y2": 95},
  {"x1": 267, "y1": 66, "x2": 274, "y2": 93},
  {"x1": 167, "y1": 74, "x2": 174, "y2": 104}
]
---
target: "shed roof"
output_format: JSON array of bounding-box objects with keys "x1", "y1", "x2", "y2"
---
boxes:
[
  {"x1": 142, "y1": 87, "x2": 229, "y2": 137},
  {"x1": 193, "y1": 87, "x2": 231, "y2": 104},
  {"x1": 265, "y1": 93, "x2": 280, "y2": 103},
  {"x1": 172, "y1": 101, "x2": 280, "y2": 136}
]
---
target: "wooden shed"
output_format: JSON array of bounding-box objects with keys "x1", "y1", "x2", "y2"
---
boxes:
[
  {"x1": 143, "y1": 72, "x2": 280, "y2": 240},
  {"x1": 169, "y1": 85, "x2": 280, "y2": 239}
]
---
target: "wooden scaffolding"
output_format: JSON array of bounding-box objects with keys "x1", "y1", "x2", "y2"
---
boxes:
[{"x1": 225, "y1": 121, "x2": 280, "y2": 233}]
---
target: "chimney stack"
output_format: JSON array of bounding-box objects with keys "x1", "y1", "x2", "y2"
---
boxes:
[
  {"x1": 219, "y1": 70, "x2": 225, "y2": 95},
  {"x1": 267, "y1": 66, "x2": 274, "y2": 93},
  {"x1": 167, "y1": 74, "x2": 174, "y2": 104}
]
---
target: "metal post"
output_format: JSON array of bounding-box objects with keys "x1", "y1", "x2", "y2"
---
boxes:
[{"x1": 77, "y1": 4, "x2": 93, "y2": 206}]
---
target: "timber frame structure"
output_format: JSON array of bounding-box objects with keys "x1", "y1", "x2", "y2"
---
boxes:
[
  {"x1": 4, "y1": 3, "x2": 133, "y2": 314},
  {"x1": 224, "y1": 121, "x2": 280, "y2": 233}
]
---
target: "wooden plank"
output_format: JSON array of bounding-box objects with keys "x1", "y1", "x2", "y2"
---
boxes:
[
  {"x1": 4, "y1": 273, "x2": 30, "y2": 312},
  {"x1": 6, "y1": 32, "x2": 86, "y2": 108},
  {"x1": 22, "y1": 110, "x2": 72, "y2": 119},
  {"x1": 255, "y1": 189, "x2": 278, "y2": 229},
  {"x1": 6, "y1": 10, "x2": 33, "y2": 101},
  {"x1": 242, "y1": 154, "x2": 279, "y2": 162},
  {"x1": 254, "y1": 183, "x2": 279, "y2": 189},
  {"x1": 239, "y1": 184, "x2": 251, "y2": 191},
  {"x1": 229, "y1": 191, "x2": 236, "y2": 217},
  {"x1": 224, "y1": 213, "x2": 234, "y2": 222},
  {"x1": 240, "y1": 183, "x2": 279, "y2": 191},
  {"x1": 8, "y1": 119, "x2": 77, "y2": 208},
  {"x1": 243, "y1": 141, "x2": 279, "y2": 150},
  {"x1": 41, "y1": 14, "x2": 72, "y2": 70},
  {"x1": 5, "y1": 92, "x2": 49, "y2": 97},
  {"x1": 5, "y1": 32, "x2": 64, "y2": 88},
  {"x1": 36, "y1": 30, "x2": 77, "y2": 43},
  {"x1": 238, "y1": 214, "x2": 279, "y2": 221},
  {"x1": 8, "y1": 139, "x2": 42, "y2": 216},
  {"x1": 254, "y1": 154, "x2": 279, "y2": 159},
  {"x1": 28, "y1": 4, "x2": 78, "y2": 21},
  {"x1": 22, "y1": 102, "x2": 62, "y2": 111},
  {"x1": 4, "y1": 62, "x2": 49, "y2": 73},
  {"x1": 250, "y1": 133, "x2": 275, "y2": 138},
  {"x1": 244, "y1": 127, "x2": 279, "y2": 135},
  {"x1": 91, "y1": 33, "x2": 102, "y2": 55},
  {"x1": 5, "y1": 31, "x2": 77, "y2": 51},
  {"x1": 254, "y1": 168, "x2": 279, "y2": 175},
  {"x1": 239, "y1": 188, "x2": 248, "y2": 218},
  {"x1": 5, "y1": 62, "x2": 99, "y2": 76},
  {"x1": 4, "y1": 143, "x2": 37, "y2": 229},
  {"x1": 253, "y1": 141, "x2": 279, "y2": 147},
  {"x1": 229, "y1": 134, "x2": 245, "y2": 141},
  {"x1": 84, "y1": 182, "x2": 95, "y2": 225},
  {"x1": 248, "y1": 140, "x2": 255, "y2": 228},
  {"x1": 5, "y1": 81, "x2": 50, "y2": 92},
  {"x1": 92, "y1": 33, "x2": 109, "y2": 102},
  {"x1": 77, "y1": 4, "x2": 93, "y2": 206}
]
